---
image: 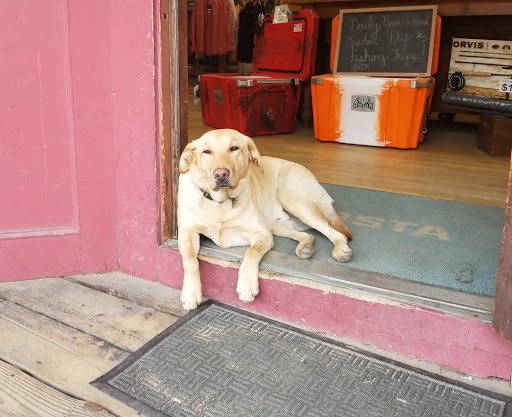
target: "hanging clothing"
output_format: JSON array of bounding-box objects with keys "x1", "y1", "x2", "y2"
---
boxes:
[
  {"x1": 230, "y1": 2, "x2": 243, "y2": 62},
  {"x1": 190, "y1": 0, "x2": 234, "y2": 56},
  {"x1": 237, "y1": 2, "x2": 265, "y2": 63},
  {"x1": 228, "y1": 0, "x2": 237, "y2": 49},
  {"x1": 264, "y1": 0, "x2": 274, "y2": 17}
]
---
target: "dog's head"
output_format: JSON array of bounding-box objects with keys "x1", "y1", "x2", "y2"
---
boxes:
[{"x1": 179, "y1": 129, "x2": 263, "y2": 197}]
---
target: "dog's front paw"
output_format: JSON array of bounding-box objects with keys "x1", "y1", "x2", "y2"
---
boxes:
[
  {"x1": 332, "y1": 243, "x2": 352, "y2": 263},
  {"x1": 180, "y1": 282, "x2": 203, "y2": 311},
  {"x1": 296, "y1": 238, "x2": 314, "y2": 259},
  {"x1": 236, "y1": 276, "x2": 259, "y2": 303}
]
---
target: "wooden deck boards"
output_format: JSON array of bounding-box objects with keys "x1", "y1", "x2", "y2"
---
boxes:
[
  {"x1": 0, "y1": 273, "x2": 185, "y2": 417},
  {"x1": 0, "y1": 360, "x2": 114, "y2": 417},
  {"x1": 0, "y1": 273, "x2": 509, "y2": 416}
]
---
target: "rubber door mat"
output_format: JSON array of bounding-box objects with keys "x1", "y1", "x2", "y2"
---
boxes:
[
  {"x1": 274, "y1": 184, "x2": 504, "y2": 297},
  {"x1": 92, "y1": 302, "x2": 509, "y2": 417}
]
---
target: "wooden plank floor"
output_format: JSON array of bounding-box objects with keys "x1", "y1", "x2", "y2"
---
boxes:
[
  {"x1": 0, "y1": 273, "x2": 510, "y2": 416},
  {"x1": 0, "y1": 273, "x2": 186, "y2": 417},
  {"x1": 188, "y1": 86, "x2": 511, "y2": 208}
]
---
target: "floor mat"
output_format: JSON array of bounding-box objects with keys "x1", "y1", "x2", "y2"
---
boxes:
[
  {"x1": 269, "y1": 184, "x2": 504, "y2": 297},
  {"x1": 92, "y1": 302, "x2": 508, "y2": 417}
]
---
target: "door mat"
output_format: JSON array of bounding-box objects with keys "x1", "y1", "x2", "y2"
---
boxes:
[
  {"x1": 92, "y1": 302, "x2": 509, "y2": 417},
  {"x1": 272, "y1": 184, "x2": 504, "y2": 297}
]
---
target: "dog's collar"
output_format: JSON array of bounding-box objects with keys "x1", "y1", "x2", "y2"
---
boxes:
[
  {"x1": 201, "y1": 189, "x2": 214, "y2": 200},
  {"x1": 200, "y1": 188, "x2": 238, "y2": 208}
]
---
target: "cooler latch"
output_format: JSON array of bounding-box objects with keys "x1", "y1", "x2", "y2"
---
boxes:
[
  {"x1": 256, "y1": 79, "x2": 300, "y2": 85},
  {"x1": 410, "y1": 80, "x2": 431, "y2": 89},
  {"x1": 236, "y1": 80, "x2": 254, "y2": 87}
]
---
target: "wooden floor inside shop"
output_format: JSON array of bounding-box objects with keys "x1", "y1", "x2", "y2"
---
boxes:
[{"x1": 188, "y1": 87, "x2": 511, "y2": 208}]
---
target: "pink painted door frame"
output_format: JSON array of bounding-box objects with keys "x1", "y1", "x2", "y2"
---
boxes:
[
  {"x1": 0, "y1": 0, "x2": 118, "y2": 281},
  {"x1": 157, "y1": 0, "x2": 512, "y2": 379}
]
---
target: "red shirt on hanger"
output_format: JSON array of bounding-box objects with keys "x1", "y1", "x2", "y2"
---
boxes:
[{"x1": 190, "y1": 0, "x2": 233, "y2": 56}]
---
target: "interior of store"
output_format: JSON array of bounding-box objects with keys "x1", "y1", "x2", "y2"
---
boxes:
[{"x1": 184, "y1": 1, "x2": 512, "y2": 307}]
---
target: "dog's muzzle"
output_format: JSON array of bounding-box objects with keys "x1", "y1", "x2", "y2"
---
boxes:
[{"x1": 213, "y1": 167, "x2": 231, "y2": 190}]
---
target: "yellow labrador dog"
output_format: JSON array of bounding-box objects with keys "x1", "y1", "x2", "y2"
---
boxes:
[{"x1": 178, "y1": 129, "x2": 352, "y2": 310}]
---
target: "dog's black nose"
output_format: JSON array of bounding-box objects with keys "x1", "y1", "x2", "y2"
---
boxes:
[{"x1": 213, "y1": 168, "x2": 230, "y2": 181}]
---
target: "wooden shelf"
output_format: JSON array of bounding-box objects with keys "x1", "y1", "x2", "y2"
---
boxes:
[{"x1": 286, "y1": 0, "x2": 512, "y2": 19}]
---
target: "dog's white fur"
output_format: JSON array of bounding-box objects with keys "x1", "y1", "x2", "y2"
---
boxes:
[{"x1": 178, "y1": 129, "x2": 352, "y2": 310}]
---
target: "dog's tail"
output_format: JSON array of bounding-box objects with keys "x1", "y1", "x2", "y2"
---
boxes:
[{"x1": 326, "y1": 208, "x2": 352, "y2": 241}]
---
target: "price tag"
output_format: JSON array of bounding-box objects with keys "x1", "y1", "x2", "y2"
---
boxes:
[
  {"x1": 499, "y1": 79, "x2": 512, "y2": 93},
  {"x1": 273, "y1": 5, "x2": 291, "y2": 23}
]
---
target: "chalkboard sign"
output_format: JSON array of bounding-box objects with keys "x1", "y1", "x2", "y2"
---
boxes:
[{"x1": 334, "y1": 6, "x2": 438, "y2": 76}]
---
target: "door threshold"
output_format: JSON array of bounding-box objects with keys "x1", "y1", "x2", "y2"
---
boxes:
[{"x1": 166, "y1": 239, "x2": 494, "y2": 323}]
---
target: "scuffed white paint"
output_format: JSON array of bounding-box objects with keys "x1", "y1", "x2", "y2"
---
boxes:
[{"x1": 333, "y1": 76, "x2": 390, "y2": 146}]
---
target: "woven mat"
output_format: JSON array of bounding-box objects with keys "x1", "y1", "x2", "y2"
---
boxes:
[{"x1": 92, "y1": 302, "x2": 509, "y2": 417}]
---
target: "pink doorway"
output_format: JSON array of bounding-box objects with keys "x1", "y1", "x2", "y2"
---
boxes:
[
  {"x1": 2, "y1": 0, "x2": 511, "y2": 383},
  {"x1": 0, "y1": 1, "x2": 118, "y2": 281}
]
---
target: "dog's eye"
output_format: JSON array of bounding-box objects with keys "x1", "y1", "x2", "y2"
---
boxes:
[
  {"x1": 202, "y1": 150, "x2": 211, "y2": 154},
  {"x1": 229, "y1": 146, "x2": 240, "y2": 152}
]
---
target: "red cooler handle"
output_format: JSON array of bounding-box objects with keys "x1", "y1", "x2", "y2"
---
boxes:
[{"x1": 261, "y1": 90, "x2": 285, "y2": 131}]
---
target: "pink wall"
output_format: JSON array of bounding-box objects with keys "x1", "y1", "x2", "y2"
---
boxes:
[
  {"x1": 70, "y1": 0, "x2": 119, "y2": 274},
  {"x1": 108, "y1": 0, "x2": 160, "y2": 280},
  {"x1": 105, "y1": 0, "x2": 512, "y2": 381}
]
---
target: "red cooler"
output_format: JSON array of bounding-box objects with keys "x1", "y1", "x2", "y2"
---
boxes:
[{"x1": 198, "y1": 9, "x2": 319, "y2": 136}]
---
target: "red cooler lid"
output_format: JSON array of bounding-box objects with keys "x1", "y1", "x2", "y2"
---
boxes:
[{"x1": 252, "y1": 10, "x2": 319, "y2": 82}]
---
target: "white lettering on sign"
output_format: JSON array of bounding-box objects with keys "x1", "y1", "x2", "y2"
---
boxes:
[
  {"x1": 452, "y1": 39, "x2": 512, "y2": 52},
  {"x1": 413, "y1": 226, "x2": 449, "y2": 240},
  {"x1": 352, "y1": 216, "x2": 385, "y2": 228},
  {"x1": 350, "y1": 48, "x2": 388, "y2": 68},
  {"x1": 389, "y1": 220, "x2": 418, "y2": 233},
  {"x1": 339, "y1": 212, "x2": 450, "y2": 240},
  {"x1": 389, "y1": 30, "x2": 414, "y2": 50},
  {"x1": 344, "y1": 12, "x2": 432, "y2": 71},
  {"x1": 452, "y1": 40, "x2": 485, "y2": 50}
]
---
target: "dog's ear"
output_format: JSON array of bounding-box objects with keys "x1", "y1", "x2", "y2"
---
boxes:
[
  {"x1": 246, "y1": 136, "x2": 264, "y2": 173},
  {"x1": 179, "y1": 141, "x2": 197, "y2": 174}
]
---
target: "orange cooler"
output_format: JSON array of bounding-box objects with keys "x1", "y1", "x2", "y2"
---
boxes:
[{"x1": 311, "y1": 75, "x2": 435, "y2": 149}]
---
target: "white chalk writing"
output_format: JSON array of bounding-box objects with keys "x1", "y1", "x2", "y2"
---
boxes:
[{"x1": 341, "y1": 10, "x2": 433, "y2": 72}]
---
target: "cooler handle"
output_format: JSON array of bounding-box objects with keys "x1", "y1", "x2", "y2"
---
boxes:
[
  {"x1": 410, "y1": 79, "x2": 432, "y2": 89},
  {"x1": 262, "y1": 90, "x2": 285, "y2": 131},
  {"x1": 236, "y1": 78, "x2": 300, "y2": 87}
]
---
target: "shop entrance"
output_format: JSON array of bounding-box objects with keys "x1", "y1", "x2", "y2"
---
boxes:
[
  {"x1": 160, "y1": 0, "x2": 512, "y2": 334},
  {"x1": 185, "y1": 87, "x2": 509, "y2": 319}
]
